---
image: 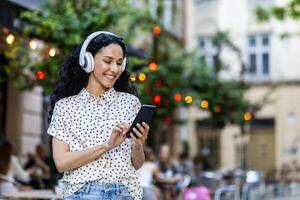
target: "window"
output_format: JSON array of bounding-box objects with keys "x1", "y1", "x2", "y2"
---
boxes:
[
  {"x1": 247, "y1": 34, "x2": 271, "y2": 77},
  {"x1": 198, "y1": 37, "x2": 218, "y2": 67}
]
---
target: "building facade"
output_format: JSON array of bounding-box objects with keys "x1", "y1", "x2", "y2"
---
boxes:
[{"x1": 182, "y1": 0, "x2": 300, "y2": 174}]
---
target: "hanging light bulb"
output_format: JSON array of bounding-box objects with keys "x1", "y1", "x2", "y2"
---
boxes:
[
  {"x1": 244, "y1": 112, "x2": 252, "y2": 121},
  {"x1": 174, "y1": 93, "x2": 182, "y2": 102},
  {"x1": 6, "y1": 34, "x2": 15, "y2": 45},
  {"x1": 29, "y1": 40, "x2": 37, "y2": 50},
  {"x1": 153, "y1": 26, "x2": 161, "y2": 35},
  {"x1": 185, "y1": 96, "x2": 193, "y2": 104},
  {"x1": 148, "y1": 62, "x2": 158, "y2": 71},
  {"x1": 138, "y1": 73, "x2": 146, "y2": 81},
  {"x1": 49, "y1": 48, "x2": 56, "y2": 57},
  {"x1": 201, "y1": 100, "x2": 209, "y2": 109},
  {"x1": 36, "y1": 70, "x2": 46, "y2": 80},
  {"x1": 153, "y1": 95, "x2": 161, "y2": 104}
]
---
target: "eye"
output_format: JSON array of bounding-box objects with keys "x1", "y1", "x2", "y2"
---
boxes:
[{"x1": 104, "y1": 60, "x2": 111, "y2": 64}]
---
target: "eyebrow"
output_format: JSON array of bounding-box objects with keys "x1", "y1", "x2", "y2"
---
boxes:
[{"x1": 103, "y1": 56, "x2": 123, "y2": 60}]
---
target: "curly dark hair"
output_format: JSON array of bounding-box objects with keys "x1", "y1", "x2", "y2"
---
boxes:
[{"x1": 49, "y1": 33, "x2": 137, "y2": 122}]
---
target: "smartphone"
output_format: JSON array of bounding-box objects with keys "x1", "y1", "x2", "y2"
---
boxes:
[{"x1": 126, "y1": 105, "x2": 156, "y2": 138}]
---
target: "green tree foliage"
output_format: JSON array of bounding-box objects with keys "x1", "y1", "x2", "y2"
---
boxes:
[
  {"x1": 2, "y1": 0, "x2": 152, "y2": 93},
  {"x1": 256, "y1": 0, "x2": 300, "y2": 21},
  {"x1": 1, "y1": 0, "x2": 252, "y2": 132}
]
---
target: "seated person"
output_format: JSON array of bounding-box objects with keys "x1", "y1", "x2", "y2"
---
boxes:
[
  {"x1": 24, "y1": 143, "x2": 51, "y2": 189},
  {"x1": 0, "y1": 139, "x2": 33, "y2": 195}
]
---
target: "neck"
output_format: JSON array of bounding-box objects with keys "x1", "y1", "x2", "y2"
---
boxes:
[{"x1": 85, "y1": 78, "x2": 107, "y2": 97}]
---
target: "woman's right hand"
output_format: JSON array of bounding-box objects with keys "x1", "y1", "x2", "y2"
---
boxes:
[{"x1": 105, "y1": 122, "x2": 129, "y2": 149}]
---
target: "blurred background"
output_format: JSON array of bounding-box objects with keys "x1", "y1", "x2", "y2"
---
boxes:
[{"x1": 1, "y1": 0, "x2": 300, "y2": 199}]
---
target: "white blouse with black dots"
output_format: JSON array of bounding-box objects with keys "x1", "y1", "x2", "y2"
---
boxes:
[{"x1": 47, "y1": 87, "x2": 142, "y2": 199}]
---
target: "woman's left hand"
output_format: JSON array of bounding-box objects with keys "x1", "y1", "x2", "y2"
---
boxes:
[{"x1": 130, "y1": 122, "x2": 149, "y2": 145}]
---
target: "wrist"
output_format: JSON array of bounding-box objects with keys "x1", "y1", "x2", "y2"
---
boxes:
[
  {"x1": 132, "y1": 143, "x2": 143, "y2": 151},
  {"x1": 102, "y1": 142, "x2": 113, "y2": 151}
]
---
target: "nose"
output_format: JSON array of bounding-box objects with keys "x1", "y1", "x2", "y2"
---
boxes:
[{"x1": 110, "y1": 62, "x2": 119, "y2": 72}]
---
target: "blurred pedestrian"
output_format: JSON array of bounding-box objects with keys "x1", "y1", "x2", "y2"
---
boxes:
[
  {"x1": 48, "y1": 31, "x2": 150, "y2": 200},
  {"x1": 156, "y1": 144, "x2": 182, "y2": 200},
  {"x1": 24, "y1": 143, "x2": 51, "y2": 189}
]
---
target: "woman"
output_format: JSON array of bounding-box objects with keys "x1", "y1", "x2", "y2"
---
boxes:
[{"x1": 48, "y1": 31, "x2": 149, "y2": 199}]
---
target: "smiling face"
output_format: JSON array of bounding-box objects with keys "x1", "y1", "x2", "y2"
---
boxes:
[{"x1": 86, "y1": 43, "x2": 124, "y2": 94}]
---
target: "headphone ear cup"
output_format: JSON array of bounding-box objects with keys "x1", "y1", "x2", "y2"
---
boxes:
[{"x1": 83, "y1": 52, "x2": 94, "y2": 73}]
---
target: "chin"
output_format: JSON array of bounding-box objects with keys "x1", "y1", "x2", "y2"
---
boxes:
[{"x1": 103, "y1": 82, "x2": 115, "y2": 89}]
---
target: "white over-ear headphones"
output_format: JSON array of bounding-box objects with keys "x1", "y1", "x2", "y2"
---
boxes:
[{"x1": 79, "y1": 31, "x2": 127, "y2": 73}]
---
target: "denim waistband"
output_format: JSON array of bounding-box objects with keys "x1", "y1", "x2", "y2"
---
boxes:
[{"x1": 80, "y1": 181, "x2": 126, "y2": 194}]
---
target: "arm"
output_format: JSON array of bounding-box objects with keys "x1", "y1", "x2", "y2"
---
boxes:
[
  {"x1": 10, "y1": 156, "x2": 31, "y2": 182},
  {"x1": 52, "y1": 138, "x2": 111, "y2": 173},
  {"x1": 53, "y1": 122, "x2": 128, "y2": 173},
  {"x1": 35, "y1": 158, "x2": 51, "y2": 177},
  {"x1": 130, "y1": 122, "x2": 149, "y2": 170},
  {"x1": 131, "y1": 143, "x2": 145, "y2": 170},
  {"x1": 152, "y1": 164, "x2": 181, "y2": 184}
]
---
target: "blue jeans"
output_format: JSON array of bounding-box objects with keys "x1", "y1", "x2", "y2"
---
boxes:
[{"x1": 64, "y1": 181, "x2": 133, "y2": 200}]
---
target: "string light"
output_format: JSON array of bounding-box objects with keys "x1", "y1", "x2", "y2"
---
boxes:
[
  {"x1": 153, "y1": 95, "x2": 161, "y2": 104},
  {"x1": 201, "y1": 100, "x2": 209, "y2": 109},
  {"x1": 244, "y1": 112, "x2": 252, "y2": 121},
  {"x1": 29, "y1": 40, "x2": 37, "y2": 50},
  {"x1": 153, "y1": 26, "x2": 161, "y2": 35},
  {"x1": 138, "y1": 73, "x2": 146, "y2": 81},
  {"x1": 49, "y1": 48, "x2": 56, "y2": 57},
  {"x1": 148, "y1": 62, "x2": 158, "y2": 71},
  {"x1": 6, "y1": 34, "x2": 15, "y2": 45},
  {"x1": 36, "y1": 70, "x2": 45, "y2": 80},
  {"x1": 174, "y1": 93, "x2": 182, "y2": 102},
  {"x1": 185, "y1": 96, "x2": 193, "y2": 104}
]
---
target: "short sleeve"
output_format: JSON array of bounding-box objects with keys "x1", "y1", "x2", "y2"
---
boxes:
[{"x1": 47, "y1": 101, "x2": 70, "y2": 144}]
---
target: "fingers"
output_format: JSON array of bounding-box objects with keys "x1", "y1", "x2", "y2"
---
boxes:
[
  {"x1": 130, "y1": 122, "x2": 149, "y2": 144},
  {"x1": 114, "y1": 122, "x2": 128, "y2": 135}
]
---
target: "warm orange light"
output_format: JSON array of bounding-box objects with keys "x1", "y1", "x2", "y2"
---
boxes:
[
  {"x1": 214, "y1": 105, "x2": 221, "y2": 113},
  {"x1": 244, "y1": 112, "x2": 252, "y2": 121},
  {"x1": 153, "y1": 26, "x2": 161, "y2": 35},
  {"x1": 174, "y1": 93, "x2": 182, "y2": 102},
  {"x1": 6, "y1": 34, "x2": 14, "y2": 45},
  {"x1": 201, "y1": 100, "x2": 209, "y2": 109},
  {"x1": 153, "y1": 95, "x2": 161, "y2": 104},
  {"x1": 148, "y1": 62, "x2": 158, "y2": 71},
  {"x1": 36, "y1": 70, "x2": 45, "y2": 80},
  {"x1": 138, "y1": 73, "x2": 146, "y2": 81},
  {"x1": 185, "y1": 96, "x2": 193, "y2": 104}
]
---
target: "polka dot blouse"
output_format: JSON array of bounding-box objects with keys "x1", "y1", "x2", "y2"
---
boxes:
[{"x1": 47, "y1": 87, "x2": 142, "y2": 199}]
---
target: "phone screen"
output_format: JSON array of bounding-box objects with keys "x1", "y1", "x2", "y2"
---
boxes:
[{"x1": 126, "y1": 105, "x2": 156, "y2": 138}]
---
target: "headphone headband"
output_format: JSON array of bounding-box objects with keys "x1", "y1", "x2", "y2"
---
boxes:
[{"x1": 79, "y1": 31, "x2": 118, "y2": 67}]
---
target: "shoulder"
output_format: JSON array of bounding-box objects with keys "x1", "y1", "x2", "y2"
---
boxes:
[
  {"x1": 117, "y1": 92, "x2": 141, "y2": 106},
  {"x1": 54, "y1": 94, "x2": 80, "y2": 110}
]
